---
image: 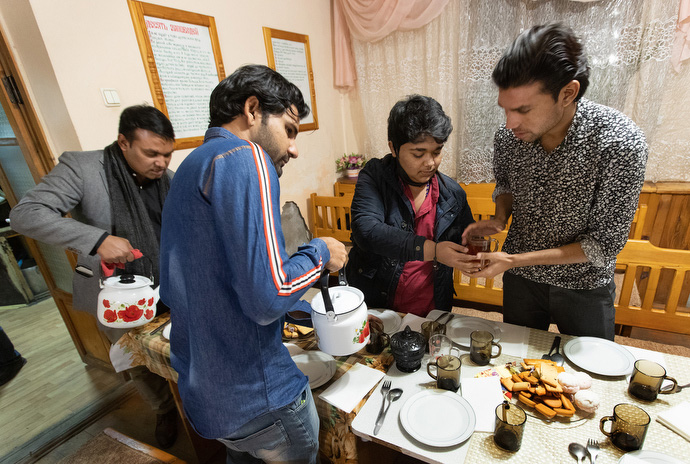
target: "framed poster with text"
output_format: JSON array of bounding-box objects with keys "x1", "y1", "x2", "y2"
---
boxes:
[
  {"x1": 128, "y1": 0, "x2": 225, "y2": 149},
  {"x1": 263, "y1": 27, "x2": 318, "y2": 131}
]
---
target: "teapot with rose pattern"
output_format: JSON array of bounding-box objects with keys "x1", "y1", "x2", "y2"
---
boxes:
[{"x1": 97, "y1": 274, "x2": 160, "y2": 328}]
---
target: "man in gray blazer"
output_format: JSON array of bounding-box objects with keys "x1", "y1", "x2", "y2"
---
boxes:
[{"x1": 10, "y1": 105, "x2": 179, "y2": 448}]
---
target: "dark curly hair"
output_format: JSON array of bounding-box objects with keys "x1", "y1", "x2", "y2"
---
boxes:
[
  {"x1": 387, "y1": 95, "x2": 452, "y2": 155},
  {"x1": 492, "y1": 23, "x2": 590, "y2": 101},
  {"x1": 209, "y1": 65, "x2": 310, "y2": 127},
  {"x1": 119, "y1": 105, "x2": 174, "y2": 142}
]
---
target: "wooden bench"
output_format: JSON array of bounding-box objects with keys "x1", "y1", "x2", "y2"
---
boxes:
[{"x1": 615, "y1": 240, "x2": 690, "y2": 336}]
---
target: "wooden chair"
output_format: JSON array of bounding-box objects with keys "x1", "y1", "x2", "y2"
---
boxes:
[
  {"x1": 615, "y1": 240, "x2": 690, "y2": 336},
  {"x1": 309, "y1": 193, "x2": 352, "y2": 243},
  {"x1": 454, "y1": 192, "x2": 508, "y2": 306}
]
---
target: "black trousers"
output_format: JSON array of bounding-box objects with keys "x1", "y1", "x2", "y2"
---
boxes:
[{"x1": 502, "y1": 272, "x2": 616, "y2": 340}]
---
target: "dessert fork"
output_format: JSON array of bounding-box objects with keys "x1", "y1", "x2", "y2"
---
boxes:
[
  {"x1": 374, "y1": 380, "x2": 391, "y2": 434},
  {"x1": 586, "y1": 438, "x2": 600, "y2": 464}
]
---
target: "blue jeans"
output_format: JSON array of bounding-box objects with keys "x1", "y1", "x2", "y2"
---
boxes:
[{"x1": 218, "y1": 385, "x2": 319, "y2": 464}]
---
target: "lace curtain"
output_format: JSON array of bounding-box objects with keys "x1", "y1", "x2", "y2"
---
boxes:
[{"x1": 351, "y1": 0, "x2": 687, "y2": 183}]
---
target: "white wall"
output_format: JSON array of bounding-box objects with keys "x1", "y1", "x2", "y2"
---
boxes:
[{"x1": 0, "y1": 0, "x2": 366, "y2": 215}]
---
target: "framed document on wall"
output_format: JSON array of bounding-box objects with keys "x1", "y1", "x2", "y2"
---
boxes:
[
  {"x1": 263, "y1": 27, "x2": 318, "y2": 131},
  {"x1": 128, "y1": 0, "x2": 225, "y2": 149}
]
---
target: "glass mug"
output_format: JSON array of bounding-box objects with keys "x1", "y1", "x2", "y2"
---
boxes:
[
  {"x1": 428, "y1": 334, "x2": 461, "y2": 363},
  {"x1": 467, "y1": 236, "x2": 499, "y2": 268},
  {"x1": 427, "y1": 354, "x2": 461, "y2": 392},
  {"x1": 628, "y1": 359, "x2": 678, "y2": 401},
  {"x1": 469, "y1": 330, "x2": 502, "y2": 366},
  {"x1": 494, "y1": 402, "x2": 526, "y2": 452},
  {"x1": 366, "y1": 319, "x2": 390, "y2": 354},
  {"x1": 421, "y1": 321, "x2": 446, "y2": 352},
  {"x1": 600, "y1": 403, "x2": 650, "y2": 452}
]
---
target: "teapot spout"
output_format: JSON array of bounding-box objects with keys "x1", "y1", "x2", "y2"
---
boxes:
[{"x1": 153, "y1": 285, "x2": 161, "y2": 305}]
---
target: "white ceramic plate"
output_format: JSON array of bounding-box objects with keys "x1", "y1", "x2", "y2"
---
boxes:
[
  {"x1": 283, "y1": 343, "x2": 305, "y2": 356},
  {"x1": 161, "y1": 323, "x2": 171, "y2": 340},
  {"x1": 618, "y1": 450, "x2": 685, "y2": 464},
  {"x1": 399, "y1": 389, "x2": 476, "y2": 447},
  {"x1": 446, "y1": 317, "x2": 502, "y2": 348},
  {"x1": 563, "y1": 337, "x2": 636, "y2": 377},
  {"x1": 292, "y1": 351, "x2": 336, "y2": 389},
  {"x1": 368, "y1": 309, "x2": 402, "y2": 334}
]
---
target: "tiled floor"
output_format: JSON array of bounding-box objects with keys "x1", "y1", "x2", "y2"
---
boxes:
[{"x1": 33, "y1": 391, "x2": 225, "y2": 464}]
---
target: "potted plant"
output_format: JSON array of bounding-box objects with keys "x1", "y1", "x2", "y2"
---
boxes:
[{"x1": 336, "y1": 153, "x2": 367, "y2": 178}]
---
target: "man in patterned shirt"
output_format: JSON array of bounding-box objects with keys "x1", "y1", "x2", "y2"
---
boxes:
[{"x1": 462, "y1": 24, "x2": 647, "y2": 340}]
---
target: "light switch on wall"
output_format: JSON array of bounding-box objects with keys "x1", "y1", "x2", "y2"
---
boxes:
[{"x1": 100, "y1": 88, "x2": 120, "y2": 107}]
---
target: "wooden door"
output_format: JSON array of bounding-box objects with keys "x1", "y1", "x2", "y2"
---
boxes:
[{"x1": 0, "y1": 25, "x2": 113, "y2": 370}]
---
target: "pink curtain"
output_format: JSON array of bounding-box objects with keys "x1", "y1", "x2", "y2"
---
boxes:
[
  {"x1": 333, "y1": 0, "x2": 450, "y2": 90},
  {"x1": 672, "y1": 0, "x2": 690, "y2": 72}
]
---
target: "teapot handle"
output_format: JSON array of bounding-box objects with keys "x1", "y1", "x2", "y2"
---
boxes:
[{"x1": 319, "y1": 271, "x2": 337, "y2": 322}]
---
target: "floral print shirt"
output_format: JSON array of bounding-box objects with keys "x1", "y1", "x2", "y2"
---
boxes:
[{"x1": 493, "y1": 98, "x2": 648, "y2": 289}]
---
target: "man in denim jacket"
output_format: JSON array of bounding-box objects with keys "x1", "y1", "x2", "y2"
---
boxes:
[{"x1": 160, "y1": 65, "x2": 346, "y2": 463}]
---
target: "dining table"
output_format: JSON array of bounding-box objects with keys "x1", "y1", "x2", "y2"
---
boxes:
[{"x1": 115, "y1": 302, "x2": 690, "y2": 464}]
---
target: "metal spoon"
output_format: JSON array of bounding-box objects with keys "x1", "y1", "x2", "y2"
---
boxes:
[
  {"x1": 569, "y1": 442, "x2": 587, "y2": 463},
  {"x1": 550, "y1": 336, "x2": 565, "y2": 366},
  {"x1": 373, "y1": 388, "x2": 403, "y2": 435}
]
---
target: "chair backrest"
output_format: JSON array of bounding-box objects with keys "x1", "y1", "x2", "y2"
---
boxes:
[
  {"x1": 309, "y1": 193, "x2": 352, "y2": 243},
  {"x1": 614, "y1": 239, "x2": 690, "y2": 335}
]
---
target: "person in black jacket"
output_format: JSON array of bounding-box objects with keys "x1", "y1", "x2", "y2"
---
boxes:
[{"x1": 346, "y1": 95, "x2": 476, "y2": 316}]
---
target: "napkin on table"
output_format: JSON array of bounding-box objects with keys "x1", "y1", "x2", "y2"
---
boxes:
[
  {"x1": 656, "y1": 401, "x2": 690, "y2": 442},
  {"x1": 460, "y1": 376, "x2": 504, "y2": 432},
  {"x1": 318, "y1": 363, "x2": 384, "y2": 413},
  {"x1": 399, "y1": 313, "x2": 427, "y2": 333}
]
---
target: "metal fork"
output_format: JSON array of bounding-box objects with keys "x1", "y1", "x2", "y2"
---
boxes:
[
  {"x1": 373, "y1": 380, "x2": 391, "y2": 433},
  {"x1": 586, "y1": 438, "x2": 600, "y2": 464}
]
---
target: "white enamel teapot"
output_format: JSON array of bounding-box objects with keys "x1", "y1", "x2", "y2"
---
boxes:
[
  {"x1": 310, "y1": 270, "x2": 369, "y2": 356},
  {"x1": 97, "y1": 273, "x2": 160, "y2": 328}
]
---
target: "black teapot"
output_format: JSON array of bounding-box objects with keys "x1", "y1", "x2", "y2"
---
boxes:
[{"x1": 390, "y1": 325, "x2": 426, "y2": 372}]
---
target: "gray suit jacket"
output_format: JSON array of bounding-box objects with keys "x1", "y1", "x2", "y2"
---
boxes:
[{"x1": 10, "y1": 150, "x2": 172, "y2": 341}]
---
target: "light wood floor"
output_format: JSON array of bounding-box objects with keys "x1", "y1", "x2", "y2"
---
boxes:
[{"x1": 0, "y1": 298, "x2": 124, "y2": 463}]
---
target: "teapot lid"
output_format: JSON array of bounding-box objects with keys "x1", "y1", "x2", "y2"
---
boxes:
[
  {"x1": 311, "y1": 286, "x2": 364, "y2": 316},
  {"x1": 390, "y1": 325, "x2": 425, "y2": 351},
  {"x1": 103, "y1": 274, "x2": 153, "y2": 289}
]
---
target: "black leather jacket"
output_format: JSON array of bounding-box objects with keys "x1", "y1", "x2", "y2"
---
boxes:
[{"x1": 345, "y1": 154, "x2": 474, "y2": 311}]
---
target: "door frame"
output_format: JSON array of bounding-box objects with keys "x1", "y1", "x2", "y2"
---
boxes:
[{"x1": 0, "y1": 24, "x2": 113, "y2": 370}]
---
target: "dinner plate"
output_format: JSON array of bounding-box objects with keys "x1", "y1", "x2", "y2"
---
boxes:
[
  {"x1": 161, "y1": 323, "x2": 171, "y2": 340},
  {"x1": 283, "y1": 343, "x2": 304, "y2": 356},
  {"x1": 399, "y1": 389, "x2": 476, "y2": 447},
  {"x1": 291, "y1": 351, "x2": 336, "y2": 389},
  {"x1": 618, "y1": 450, "x2": 685, "y2": 464},
  {"x1": 446, "y1": 317, "x2": 502, "y2": 348},
  {"x1": 563, "y1": 337, "x2": 636, "y2": 376},
  {"x1": 367, "y1": 309, "x2": 402, "y2": 334}
]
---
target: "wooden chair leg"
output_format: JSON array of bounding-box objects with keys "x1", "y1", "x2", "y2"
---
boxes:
[{"x1": 615, "y1": 324, "x2": 633, "y2": 337}]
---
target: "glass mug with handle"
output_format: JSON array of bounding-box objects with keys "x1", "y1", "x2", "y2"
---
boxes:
[
  {"x1": 427, "y1": 354, "x2": 461, "y2": 392},
  {"x1": 628, "y1": 359, "x2": 678, "y2": 401},
  {"x1": 467, "y1": 235, "x2": 499, "y2": 269},
  {"x1": 469, "y1": 330, "x2": 502, "y2": 366},
  {"x1": 600, "y1": 403, "x2": 650, "y2": 452}
]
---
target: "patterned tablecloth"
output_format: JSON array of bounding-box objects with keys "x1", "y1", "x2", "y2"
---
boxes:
[
  {"x1": 118, "y1": 313, "x2": 689, "y2": 464},
  {"x1": 116, "y1": 313, "x2": 394, "y2": 464}
]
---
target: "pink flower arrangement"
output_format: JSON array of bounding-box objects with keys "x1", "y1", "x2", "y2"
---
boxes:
[{"x1": 335, "y1": 153, "x2": 367, "y2": 172}]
